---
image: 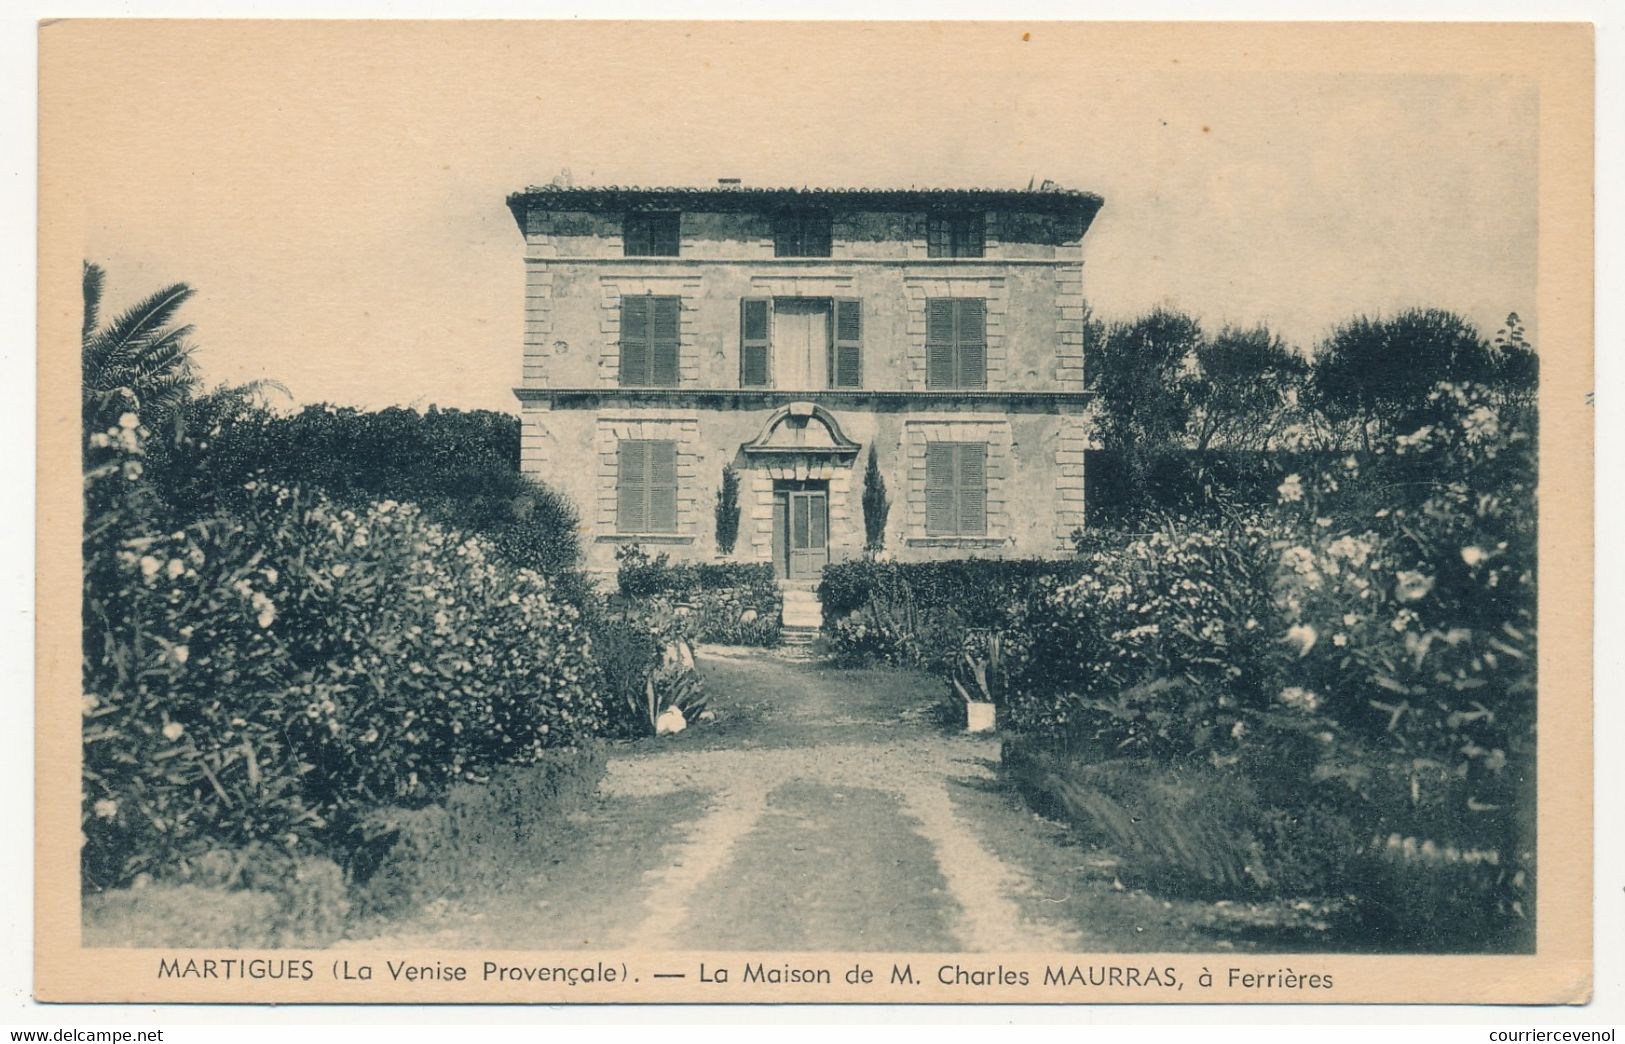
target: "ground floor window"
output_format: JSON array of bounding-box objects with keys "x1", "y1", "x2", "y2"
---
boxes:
[
  {"x1": 617, "y1": 438, "x2": 679, "y2": 533},
  {"x1": 924, "y1": 441, "x2": 987, "y2": 536}
]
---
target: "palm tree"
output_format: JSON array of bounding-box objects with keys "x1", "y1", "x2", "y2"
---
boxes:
[{"x1": 81, "y1": 261, "x2": 199, "y2": 428}]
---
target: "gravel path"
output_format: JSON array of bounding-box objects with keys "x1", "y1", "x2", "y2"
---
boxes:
[{"x1": 346, "y1": 646, "x2": 1248, "y2": 952}]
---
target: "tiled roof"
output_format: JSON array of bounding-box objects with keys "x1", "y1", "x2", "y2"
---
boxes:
[{"x1": 505, "y1": 183, "x2": 1104, "y2": 225}]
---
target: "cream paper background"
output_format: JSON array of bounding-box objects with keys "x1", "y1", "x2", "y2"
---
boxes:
[{"x1": 33, "y1": 17, "x2": 1594, "y2": 1008}]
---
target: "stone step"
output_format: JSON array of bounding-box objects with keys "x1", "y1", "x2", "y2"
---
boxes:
[
  {"x1": 781, "y1": 589, "x2": 822, "y2": 603},
  {"x1": 780, "y1": 625, "x2": 820, "y2": 645}
]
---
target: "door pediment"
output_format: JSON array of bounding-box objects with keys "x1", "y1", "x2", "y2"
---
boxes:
[{"x1": 741, "y1": 402, "x2": 860, "y2": 460}]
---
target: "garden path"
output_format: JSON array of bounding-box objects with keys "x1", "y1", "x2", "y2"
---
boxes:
[{"x1": 345, "y1": 647, "x2": 1247, "y2": 953}]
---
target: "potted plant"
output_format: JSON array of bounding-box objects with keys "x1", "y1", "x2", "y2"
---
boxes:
[{"x1": 950, "y1": 630, "x2": 1005, "y2": 734}]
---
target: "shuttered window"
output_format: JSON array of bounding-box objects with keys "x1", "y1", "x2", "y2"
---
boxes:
[
  {"x1": 925, "y1": 298, "x2": 987, "y2": 389},
  {"x1": 740, "y1": 298, "x2": 771, "y2": 387},
  {"x1": 924, "y1": 442, "x2": 988, "y2": 536},
  {"x1": 926, "y1": 213, "x2": 986, "y2": 258},
  {"x1": 773, "y1": 210, "x2": 833, "y2": 257},
  {"x1": 623, "y1": 212, "x2": 681, "y2": 256},
  {"x1": 617, "y1": 440, "x2": 678, "y2": 533},
  {"x1": 830, "y1": 298, "x2": 862, "y2": 388},
  {"x1": 620, "y1": 295, "x2": 681, "y2": 387}
]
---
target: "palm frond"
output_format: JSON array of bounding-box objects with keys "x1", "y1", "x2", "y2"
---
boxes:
[{"x1": 86, "y1": 283, "x2": 195, "y2": 368}]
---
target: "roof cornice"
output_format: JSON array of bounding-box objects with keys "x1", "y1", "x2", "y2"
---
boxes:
[{"x1": 505, "y1": 184, "x2": 1105, "y2": 234}]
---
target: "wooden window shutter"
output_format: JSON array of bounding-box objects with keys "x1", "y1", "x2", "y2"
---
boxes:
[
  {"x1": 647, "y1": 440, "x2": 679, "y2": 532},
  {"x1": 956, "y1": 299, "x2": 988, "y2": 388},
  {"x1": 833, "y1": 298, "x2": 862, "y2": 388},
  {"x1": 927, "y1": 215, "x2": 948, "y2": 258},
  {"x1": 623, "y1": 213, "x2": 647, "y2": 257},
  {"x1": 618, "y1": 440, "x2": 679, "y2": 533},
  {"x1": 657, "y1": 213, "x2": 681, "y2": 255},
  {"x1": 957, "y1": 443, "x2": 987, "y2": 534},
  {"x1": 925, "y1": 299, "x2": 956, "y2": 389},
  {"x1": 810, "y1": 212, "x2": 832, "y2": 257},
  {"x1": 958, "y1": 213, "x2": 987, "y2": 258},
  {"x1": 619, "y1": 296, "x2": 651, "y2": 386},
  {"x1": 740, "y1": 298, "x2": 772, "y2": 387},
  {"x1": 617, "y1": 440, "x2": 647, "y2": 533},
  {"x1": 925, "y1": 442, "x2": 957, "y2": 535},
  {"x1": 651, "y1": 296, "x2": 680, "y2": 386},
  {"x1": 772, "y1": 213, "x2": 795, "y2": 257}
]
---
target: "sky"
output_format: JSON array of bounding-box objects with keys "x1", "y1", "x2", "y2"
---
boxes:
[{"x1": 45, "y1": 21, "x2": 1540, "y2": 413}]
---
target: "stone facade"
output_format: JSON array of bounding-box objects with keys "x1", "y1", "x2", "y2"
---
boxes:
[{"x1": 509, "y1": 185, "x2": 1104, "y2": 581}]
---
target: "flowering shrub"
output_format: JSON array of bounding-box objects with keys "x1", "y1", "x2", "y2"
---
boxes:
[
  {"x1": 614, "y1": 545, "x2": 780, "y2": 645},
  {"x1": 83, "y1": 415, "x2": 606, "y2": 890},
  {"x1": 1001, "y1": 381, "x2": 1535, "y2": 940},
  {"x1": 1006, "y1": 516, "x2": 1286, "y2": 751},
  {"x1": 1264, "y1": 382, "x2": 1536, "y2": 867}
]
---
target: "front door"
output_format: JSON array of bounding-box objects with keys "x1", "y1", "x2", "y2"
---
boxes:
[{"x1": 773, "y1": 481, "x2": 829, "y2": 579}]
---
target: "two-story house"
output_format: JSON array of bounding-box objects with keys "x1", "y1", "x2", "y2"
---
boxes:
[{"x1": 507, "y1": 182, "x2": 1103, "y2": 585}]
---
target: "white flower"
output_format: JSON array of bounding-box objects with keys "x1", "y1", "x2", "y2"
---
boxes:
[
  {"x1": 1280, "y1": 546, "x2": 1317, "y2": 576},
  {"x1": 1277, "y1": 474, "x2": 1304, "y2": 504},
  {"x1": 1279, "y1": 686, "x2": 1322, "y2": 712},
  {"x1": 1394, "y1": 571, "x2": 1434, "y2": 603},
  {"x1": 263, "y1": 567, "x2": 278, "y2": 585},
  {"x1": 1282, "y1": 623, "x2": 1318, "y2": 658},
  {"x1": 170, "y1": 644, "x2": 189, "y2": 665},
  {"x1": 1332, "y1": 633, "x2": 1348, "y2": 647},
  {"x1": 93, "y1": 798, "x2": 119, "y2": 820},
  {"x1": 138, "y1": 555, "x2": 160, "y2": 579},
  {"x1": 331, "y1": 563, "x2": 349, "y2": 578},
  {"x1": 1461, "y1": 546, "x2": 1486, "y2": 567},
  {"x1": 122, "y1": 461, "x2": 144, "y2": 481},
  {"x1": 1230, "y1": 721, "x2": 1247, "y2": 740},
  {"x1": 1342, "y1": 612, "x2": 1359, "y2": 627},
  {"x1": 165, "y1": 559, "x2": 185, "y2": 580},
  {"x1": 162, "y1": 721, "x2": 185, "y2": 741},
  {"x1": 1462, "y1": 406, "x2": 1500, "y2": 445},
  {"x1": 117, "y1": 412, "x2": 139, "y2": 431}
]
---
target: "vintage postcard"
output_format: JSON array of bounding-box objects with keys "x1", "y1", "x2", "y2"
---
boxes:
[{"x1": 36, "y1": 20, "x2": 1593, "y2": 1004}]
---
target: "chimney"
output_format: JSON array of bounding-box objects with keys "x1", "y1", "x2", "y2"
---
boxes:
[{"x1": 717, "y1": 177, "x2": 742, "y2": 186}]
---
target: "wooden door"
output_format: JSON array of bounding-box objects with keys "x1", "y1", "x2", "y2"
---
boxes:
[{"x1": 787, "y1": 486, "x2": 829, "y2": 579}]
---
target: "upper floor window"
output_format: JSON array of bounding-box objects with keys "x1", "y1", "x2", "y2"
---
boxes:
[
  {"x1": 773, "y1": 210, "x2": 833, "y2": 257},
  {"x1": 619, "y1": 295, "x2": 680, "y2": 386},
  {"x1": 925, "y1": 442, "x2": 987, "y2": 536},
  {"x1": 925, "y1": 298, "x2": 987, "y2": 389},
  {"x1": 738, "y1": 297, "x2": 862, "y2": 389},
  {"x1": 927, "y1": 212, "x2": 986, "y2": 258},
  {"x1": 617, "y1": 439, "x2": 678, "y2": 533},
  {"x1": 623, "y1": 212, "x2": 681, "y2": 256}
]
